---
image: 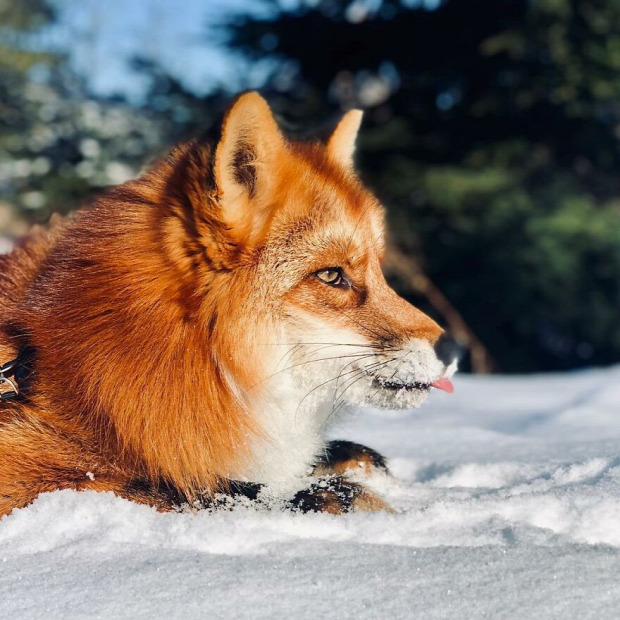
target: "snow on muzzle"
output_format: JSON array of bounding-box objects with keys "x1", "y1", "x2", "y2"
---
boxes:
[{"x1": 345, "y1": 338, "x2": 458, "y2": 409}]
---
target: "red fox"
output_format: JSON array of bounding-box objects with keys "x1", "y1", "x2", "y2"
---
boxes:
[{"x1": 0, "y1": 92, "x2": 458, "y2": 516}]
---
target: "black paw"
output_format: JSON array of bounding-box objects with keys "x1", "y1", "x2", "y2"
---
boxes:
[
  {"x1": 290, "y1": 475, "x2": 392, "y2": 514},
  {"x1": 314, "y1": 440, "x2": 390, "y2": 478},
  {"x1": 290, "y1": 476, "x2": 364, "y2": 514}
]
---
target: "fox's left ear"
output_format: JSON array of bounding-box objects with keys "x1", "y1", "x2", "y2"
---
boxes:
[
  {"x1": 327, "y1": 109, "x2": 363, "y2": 169},
  {"x1": 213, "y1": 91, "x2": 286, "y2": 241}
]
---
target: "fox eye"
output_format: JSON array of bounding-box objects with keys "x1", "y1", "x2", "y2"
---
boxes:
[{"x1": 315, "y1": 268, "x2": 348, "y2": 288}]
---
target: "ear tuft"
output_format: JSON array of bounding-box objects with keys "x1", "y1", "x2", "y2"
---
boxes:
[
  {"x1": 327, "y1": 109, "x2": 363, "y2": 169},
  {"x1": 213, "y1": 92, "x2": 285, "y2": 238},
  {"x1": 231, "y1": 139, "x2": 256, "y2": 197}
]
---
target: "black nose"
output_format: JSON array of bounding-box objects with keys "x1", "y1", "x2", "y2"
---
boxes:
[{"x1": 434, "y1": 333, "x2": 465, "y2": 366}]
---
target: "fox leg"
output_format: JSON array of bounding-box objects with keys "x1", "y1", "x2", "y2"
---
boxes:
[
  {"x1": 0, "y1": 411, "x2": 161, "y2": 517},
  {"x1": 313, "y1": 440, "x2": 391, "y2": 479},
  {"x1": 123, "y1": 476, "x2": 391, "y2": 515},
  {"x1": 295, "y1": 441, "x2": 393, "y2": 514},
  {"x1": 0, "y1": 422, "x2": 105, "y2": 517},
  {"x1": 0, "y1": 414, "x2": 391, "y2": 516},
  {"x1": 150, "y1": 441, "x2": 394, "y2": 514},
  {"x1": 290, "y1": 475, "x2": 392, "y2": 514},
  {"x1": 0, "y1": 409, "x2": 206, "y2": 516},
  {"x1": 130, "y1": 474, "x2": 392, "y2": 515},
  {"x1": 119, "y1": 479, "x2": 264, "y2": 512},
  {"x1": 0, "y1": 413, "x2": 265, "y2": 515}
]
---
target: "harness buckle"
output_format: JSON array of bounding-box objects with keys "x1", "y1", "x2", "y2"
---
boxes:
[{"x1": 0, "y1": 358, "x2": 19, "y2": 401}]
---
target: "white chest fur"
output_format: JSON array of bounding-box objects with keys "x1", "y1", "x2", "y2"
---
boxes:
[{"x1": 237, "y1": 369, "x2": 336, "y2": 490}]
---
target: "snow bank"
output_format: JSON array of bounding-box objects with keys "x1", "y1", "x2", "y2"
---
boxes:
[{"x1": 1, "y1": 366, "x2": 620, "y2": 619}]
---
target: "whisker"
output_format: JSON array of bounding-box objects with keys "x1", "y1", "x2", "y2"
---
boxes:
[
  {"x1": 333, "y1": 357, "x2": 393, "y2": 404},
  {"x1": 322, "y1": 374, "x2": 375, "y2": 433},
  {"x1": 262, "y1": 341, "x2": 398, "y2": 373},
  {"x1": 319, "y1": 357, "x2": 396, "y2": 432},
  {"x1": 250, "y1": 352, "x2": 379, "y2": 390},
  {"x1": 292, "y1": 354, "x2": 381, "y2": 420},
  {"x1": 273, "y1": 342, "x2": 303, "y2": 373},
  {"x1": 260, "y1": 342, "x2": 391, "y2": 348},
  {"x1": 363, "y1": 350, "x2": 416, "y2": 406}
]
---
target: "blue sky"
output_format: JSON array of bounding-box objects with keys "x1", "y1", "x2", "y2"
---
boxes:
[
  {"x1": 49, "y1": 0, "x2": 268, "y2": 100},
  {"x1": 45, "y1": 0, "x2": 443, "y2": 101}
]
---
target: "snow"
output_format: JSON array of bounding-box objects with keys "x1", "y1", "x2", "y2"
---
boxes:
[{"x1": 2, "y1": 366, "x2": 620, "y2": 619}]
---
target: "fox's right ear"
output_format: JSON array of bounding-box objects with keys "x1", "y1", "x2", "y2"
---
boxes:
[
  {"x1": 327, "y1": 109, "x2": 363, "y2": 170},
  {"x1": 213, "y1": 92, "x2": 285, "y2": 243}
]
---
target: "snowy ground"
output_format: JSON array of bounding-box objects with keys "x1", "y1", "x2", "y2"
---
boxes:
[{"x1": 1, "y1": 367, "x2": 620, "y2": 619}]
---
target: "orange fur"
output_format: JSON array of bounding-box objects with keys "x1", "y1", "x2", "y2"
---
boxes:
[{"x1": 0, "y1": 92, "x2": 446, "y2": 517}]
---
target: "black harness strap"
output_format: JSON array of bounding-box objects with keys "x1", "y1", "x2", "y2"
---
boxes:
[
  {"x1": 0, "y1": 358, "x2": 20, "y2": 401},
  {"x1": 0, "y1": 346, "x2": 36, "y2": 402}
]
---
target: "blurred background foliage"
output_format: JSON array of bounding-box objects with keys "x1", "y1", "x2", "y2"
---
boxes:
[{"x1": 1, "y1": 0, "x2": 619, "y2": 373}]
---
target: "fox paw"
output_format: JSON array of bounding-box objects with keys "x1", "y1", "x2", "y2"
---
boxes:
[
  {"x1": 290, "y1": 476, "x2": 392, "y2": 514},
  {"x1": 313, "y1": 440, "x2": 391, "y2": 480}
]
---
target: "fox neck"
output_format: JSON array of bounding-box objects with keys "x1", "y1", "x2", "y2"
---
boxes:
[{"x1": 232, "y1": 368, "x2": 338, "y2": 490}]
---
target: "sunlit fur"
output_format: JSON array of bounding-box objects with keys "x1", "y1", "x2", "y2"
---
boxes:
[{"x1": 0, "y1": 92, "x2": 454, "y2": 514}]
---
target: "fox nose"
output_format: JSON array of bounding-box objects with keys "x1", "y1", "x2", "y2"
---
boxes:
[{"x1": 434, "y1": 333, "x2": 465, "y2": 366}]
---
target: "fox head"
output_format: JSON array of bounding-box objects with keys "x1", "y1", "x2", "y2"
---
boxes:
[{"x1": 159, "y1": 92, "x2": 459, "y2": 418}]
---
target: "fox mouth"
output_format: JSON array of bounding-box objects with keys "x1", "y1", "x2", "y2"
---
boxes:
[
  {"x1": 370, "y1": 376, "x2": 454, "y2": 394},
  {"x1": 372, "y1": 378, "x2": 430, "y2": 392}
]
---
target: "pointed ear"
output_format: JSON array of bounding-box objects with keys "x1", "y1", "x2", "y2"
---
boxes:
[
  {"x1": 213, "y1": 92, "x2": 285, "y2": 239},
  {"x1": 327, "y1": 109, "x2": 363, "y2": 169}
]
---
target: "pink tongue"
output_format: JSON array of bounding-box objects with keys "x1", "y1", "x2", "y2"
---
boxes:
[{"x1": 430, "y1": 378, "x2": 454, "y2": 394}]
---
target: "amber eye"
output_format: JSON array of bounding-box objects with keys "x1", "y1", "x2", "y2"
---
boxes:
[{"x1": 315, "y1": 268, "x2": 348, "y2": 288}]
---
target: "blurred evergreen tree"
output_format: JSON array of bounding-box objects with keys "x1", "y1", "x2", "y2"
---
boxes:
[
  {"x1": 223, "y1": 0, "x2": 620, "y2": 372},
  {"x1": 0, "y1": 0, "x2": 59, "y2": 232},
  {"x1": 2, "y1": 0, "x2": 619, "y2": 372},
  {"x1": 0, "y1": 1, "x2": 167, "y2": 224}
]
